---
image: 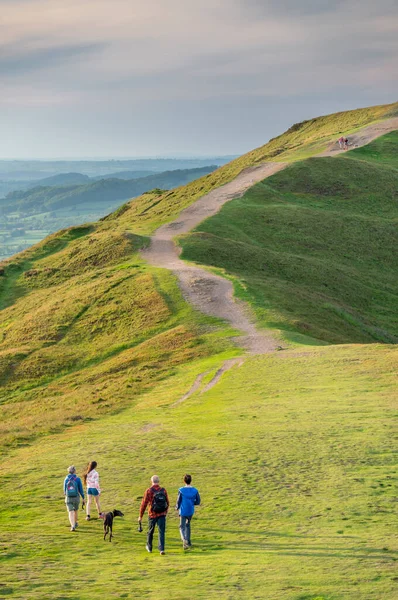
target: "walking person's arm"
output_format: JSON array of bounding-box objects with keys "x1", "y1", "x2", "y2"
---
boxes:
[
  {"x1": 164, "y1": 489, "x2": 170, "y2": 513},
  {"x1": 138, "y1": 490, "x2": 149, "y2": 522},
  {"x1": 194, "y1": 491, "x2": 201, "y2": 506},
  {"x1": 175, "y1": 491, "x2": 182, "y2": 511},
  {"x1": 78, "y1": 478, "x2": 85, "y2": 501}
]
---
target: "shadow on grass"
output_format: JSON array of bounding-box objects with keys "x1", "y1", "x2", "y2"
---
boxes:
[{"x1": 197, "y1": 528, "x2": 398, "y2": 560}]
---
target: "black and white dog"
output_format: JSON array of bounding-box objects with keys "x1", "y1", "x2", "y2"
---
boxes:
[{"x1": 101, "y1": 509, "x2": 124, "y2": 542}]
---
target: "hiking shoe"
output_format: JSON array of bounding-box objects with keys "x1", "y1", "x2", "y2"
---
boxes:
[
  {"x1": 70, "y1": 526, "x2": 76, "y2": 532},
  {"x1": 86, "y1": 515, "x2": 91, "y2": 521},
  {"x1": 145, "y1": 545, "x2": 152, "y2": 553},
  {"x1": 160, "y1": 551, "x2": 165, "y2": 555},
  {"x1": 183, "y1": 540, "x2": 189, "y2": 550},
  {"x1": 74, "y1": 522, "x2": 78, "y2": 529}
]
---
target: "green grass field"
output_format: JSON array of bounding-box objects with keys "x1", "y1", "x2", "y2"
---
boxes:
[
  {"x1": 179, "y1": 132, "x2": 398, "y2": 345},
  {"x1": 0, "y1": 103, "x2": 397, "y2": 599},
  {"x1": 0, "y1": 344, "x2": 397, "y2": 599}
]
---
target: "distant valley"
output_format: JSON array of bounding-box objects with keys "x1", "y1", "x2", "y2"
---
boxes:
[
  {"x1": 0, "y1": 156, "x2": 235, "y2": 197},
  {"x1": 0, "y1": 161, "x2": 226, "y2": 260}
]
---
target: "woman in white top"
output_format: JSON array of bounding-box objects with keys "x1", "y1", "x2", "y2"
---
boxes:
[{"x1": 83, "y1": 460, "x2": 102, "y2": 520}]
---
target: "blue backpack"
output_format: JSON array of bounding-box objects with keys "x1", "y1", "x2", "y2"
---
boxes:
[{"x1": 66, "y1": 475, "x2": 78, "y2": 497}]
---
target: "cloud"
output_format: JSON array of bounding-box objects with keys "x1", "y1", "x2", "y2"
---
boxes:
[
  {"x1": 0, "y1": 42, "x2": 107, "y2": 76},
  {"x1": 240, "y1": 0, "x2": 346, "y2": 17},
  {"x1": 0, "y1": 0, "x2": 397, "y2": 157},
  {"x1": 237, "y1": 0, "x2": 397, "y2": 18}
]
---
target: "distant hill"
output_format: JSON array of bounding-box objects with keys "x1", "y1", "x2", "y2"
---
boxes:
[
  {"x1": 27, "y1": 170, "x2": 157, "y2": 186},
  {"x1": 26, "y1": 172, "x2": 90, "y2": 188},
  {"x1": 0, "y1": 166, "x2": 218, "y2": 215},
  {"x1": 0, "y1": 156, "x2": 235, "y2": 179},
  {"x1": 0, "y1": 157, "x2": 235, "y2": 198},
  {"x1": 91, "y1": 170, "x2": 157, "y2": 181}
]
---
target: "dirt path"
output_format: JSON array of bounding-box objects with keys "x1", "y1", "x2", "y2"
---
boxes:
[
  {"x1": 320, "y1": 116, "x2": 398, "y2": 157},
  {"x1": 142, "y1": 162, "x2": 286, "y2": 354},
  {"x1": 142, "y1": 117, "x2": 398, "y2": 355}
]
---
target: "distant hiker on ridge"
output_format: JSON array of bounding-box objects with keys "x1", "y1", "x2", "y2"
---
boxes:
[
  {"x1": 83, "y1": 460, "x2": 102, "y2": 521},
  {"x1": 338, "y1": 136, "x2": 345, "y2": 149},
  {"x1": 64, "y1": 465, "x2": 85, "y2": 532},
  {"x1": 175, "y1": 474, "x2": 201, "y2": 550},
  {"x1": 344, "y1": 137, "x2": 349, "y2": 150},
  {"x1": 138, "y1": 475, "x2": 169, "y2": 555}
]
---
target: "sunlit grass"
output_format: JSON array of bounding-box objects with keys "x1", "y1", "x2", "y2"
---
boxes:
[{"x1": 0, "y1": 344, "x2": 397, "y2": 599}]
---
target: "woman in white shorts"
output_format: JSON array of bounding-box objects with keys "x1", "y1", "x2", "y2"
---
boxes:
[{"x1": 83, "y1": 460, "x2": 102, "y2": 520}]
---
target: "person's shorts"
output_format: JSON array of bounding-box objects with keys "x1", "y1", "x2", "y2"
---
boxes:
[
  {"x1": 87, "y1": 488, "x2": 99, "y2": 496},
  {"x1": 65, "y1": 496, "x2": 80, "y2": 512}
]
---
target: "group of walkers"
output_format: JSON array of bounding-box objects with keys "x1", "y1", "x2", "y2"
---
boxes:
[
  {"x1": 63, "y1": 462, "x2": 201, "y2": 554},
  {"x1": 338, "y1": 135, "x2": 349, "y2": 150}
]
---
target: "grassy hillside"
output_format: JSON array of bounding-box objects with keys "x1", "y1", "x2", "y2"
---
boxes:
[
  {"x1": 0, "y1": 344, "x2": 396, "y2": 599},
  {"x1": 0, "y1": 104, "x2": 397, "y2": 450},
  {"x1": 0, "y1": 103, "x2": 397, "y2": 599},
  {"x1": 180, "y1": 132, "x2": 398, "y2": 345},
  {"x1": 109, "y1": 102, "x2": 398, "y2": 234},
  {"x1": 0, "y1": 224, "x2": 236, "y2": 453}
]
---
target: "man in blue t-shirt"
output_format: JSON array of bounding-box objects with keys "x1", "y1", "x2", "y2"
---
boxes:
[{"x1": 175, "y1": 474, "x2": 201, "y2": 550}]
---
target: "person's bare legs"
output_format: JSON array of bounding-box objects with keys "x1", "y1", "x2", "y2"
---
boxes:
[
  {"x1": 86, "y1": 494, "x2": 93, "y2": 517},
  {"x1": 68, "y1": 509, "x2": 76, "y2": 529},
  {"x1": 94, "y1": 495, "x2": 102, "y2": 516}
]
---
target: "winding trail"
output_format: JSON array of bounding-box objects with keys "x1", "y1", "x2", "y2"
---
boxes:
[
  {"x1": 142, "y1": 117, "x2": 398, "y2": 356},
  {"x1": 142, "y1": 162, "x2": 286, "y2": 354}
]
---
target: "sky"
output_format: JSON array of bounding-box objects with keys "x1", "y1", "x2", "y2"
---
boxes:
[{"x1": 1, "y1": 0, "x2": 397, "y2": 158}]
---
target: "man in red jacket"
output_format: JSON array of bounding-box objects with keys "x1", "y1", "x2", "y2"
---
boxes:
[{"x1": 138, "y1": 475, "x2": 169, "y2": 555}]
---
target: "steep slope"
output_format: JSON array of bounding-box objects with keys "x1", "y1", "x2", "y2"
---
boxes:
[{"x1": 179, "y1": 132, "x2": 398, "y2": 345}]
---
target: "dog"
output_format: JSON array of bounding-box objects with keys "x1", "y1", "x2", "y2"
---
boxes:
[{"x1": 101, "y1": 509, "x2": 124, "y2": 542}]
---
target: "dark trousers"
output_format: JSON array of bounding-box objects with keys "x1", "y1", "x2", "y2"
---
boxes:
[
  {"x1": 147, "y1": 515, "x2": 166, "y2": 551},
  {"x1": 179, "y1": 515, "x2": 192, "y2": 545}
]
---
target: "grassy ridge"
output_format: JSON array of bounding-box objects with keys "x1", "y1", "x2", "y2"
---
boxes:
[
  {"x1": 106, "y1": 102, "x2": 398, "y2": 235},
  {"x1": 0, "y1": 344, "x2": 397, "y2": 599},
  {"x1": 179, "y1": 132, "x2": 398, "y2": 344}
]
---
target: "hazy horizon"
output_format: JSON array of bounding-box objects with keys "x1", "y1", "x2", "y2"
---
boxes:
[{"x1": 0, "y1": 154, "x2": 238, "y2": 162}]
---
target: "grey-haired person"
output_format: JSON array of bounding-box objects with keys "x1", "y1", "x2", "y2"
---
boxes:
[{"x1": 64, "y1": 465, "x2": 85, "y2": 531}]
